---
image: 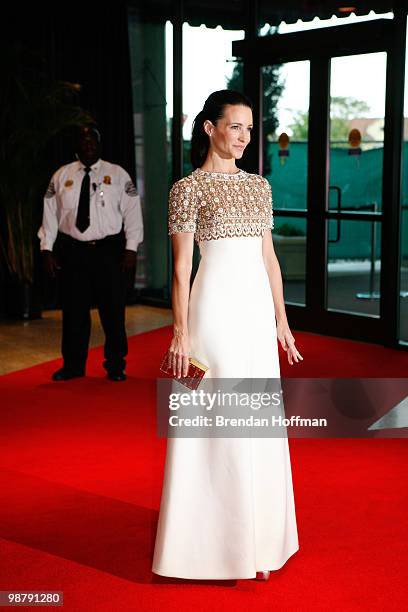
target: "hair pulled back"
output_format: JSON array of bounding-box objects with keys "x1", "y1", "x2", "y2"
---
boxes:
[{"x1": 190, "y1": 89, "x2": 253, "y2": 169}]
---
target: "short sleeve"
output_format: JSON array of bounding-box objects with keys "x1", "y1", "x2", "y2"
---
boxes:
[
  {"x1": 168, "y1": 178, "x2": 198, "y2": 235},
  {"x1": 262, "y1": 177, "x2": 274, "y2": 230}
]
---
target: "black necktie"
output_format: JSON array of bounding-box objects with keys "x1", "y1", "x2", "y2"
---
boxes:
[{"x1": 76, "y1": 166, "x2": 91, "y2": 232}]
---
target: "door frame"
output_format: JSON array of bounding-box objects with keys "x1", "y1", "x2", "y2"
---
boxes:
[{"x1": 232, "y1": 15, "x2": 407, "y2": 348}]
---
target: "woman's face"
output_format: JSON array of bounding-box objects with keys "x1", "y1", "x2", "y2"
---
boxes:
[{"x1": 204, "y1": 104, "x2": 253, "y2": 160}]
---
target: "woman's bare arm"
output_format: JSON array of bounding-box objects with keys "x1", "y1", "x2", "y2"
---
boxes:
[
  {"x1": 262, "y1": 231, "x2": 303, "y2": 365},
  {"x1": 169, "y1": 232, "x2": 195, "y2": 377}
]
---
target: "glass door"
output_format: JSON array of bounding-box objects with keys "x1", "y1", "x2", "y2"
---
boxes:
[
  {"x1": 327, "y1": 53, "x2": 386, "y2": 318},
  {"x1": 262, "y1": 61, "x2": 309, "y2": 307},
  {"x1": 234, "y1": 17, "x2": 403, "y2": 344}
]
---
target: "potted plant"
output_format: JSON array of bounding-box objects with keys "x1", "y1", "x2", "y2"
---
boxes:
[
  {"x1": 0, "y1": 42, "x2": 94, "y2": 319},
  {"x1": 273, "y1": 222, "x2": 306, "y2": 280}
]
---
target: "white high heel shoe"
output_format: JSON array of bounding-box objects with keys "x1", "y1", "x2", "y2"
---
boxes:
[{"x1": 255, "y1": 570, "x2": 270, "y2": 581}]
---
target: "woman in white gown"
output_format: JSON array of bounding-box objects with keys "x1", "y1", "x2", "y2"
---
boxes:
[{"x1": 152, "y1": 90, "x2": 303, "y2": 581}]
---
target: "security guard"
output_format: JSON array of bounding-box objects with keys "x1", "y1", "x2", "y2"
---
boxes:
[{"x1": 38, "y1": 126, "x2": 144, "y2": 381}]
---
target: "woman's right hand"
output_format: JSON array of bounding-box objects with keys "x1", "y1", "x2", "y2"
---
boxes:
[{"x1": 168, "y1": 327, "x2": 191, "y2": 378}]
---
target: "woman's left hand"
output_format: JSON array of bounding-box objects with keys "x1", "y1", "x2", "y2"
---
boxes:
[{"x1": 277, "y1": 321, "x2": 304, "y2": 365}]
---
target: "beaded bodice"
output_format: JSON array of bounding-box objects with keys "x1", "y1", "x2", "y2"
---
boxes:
[{"x1": 168, "y1": 168, "x2": 274, "y2": 243}]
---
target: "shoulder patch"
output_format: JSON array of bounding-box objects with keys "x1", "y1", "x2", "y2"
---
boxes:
[
  {"x1": 125, "y1": 180, "x2": 138, "y2": 197},
  {"x1": 45, "y1": 180, "x2": 56, "y2": 199}
]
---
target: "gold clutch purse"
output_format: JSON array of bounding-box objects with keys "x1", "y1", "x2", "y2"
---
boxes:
[{"x1": 159, "y1": 350, "x2": 209, "y2": 390}]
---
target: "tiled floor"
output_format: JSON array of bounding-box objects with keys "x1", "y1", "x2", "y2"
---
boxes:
[{"x1": 0, "y1": 305, "x2": 173, "y2": 376}]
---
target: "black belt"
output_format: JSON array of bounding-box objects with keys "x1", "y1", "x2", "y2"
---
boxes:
[{"x1": 58, "y1": 231, "x2": 123, "y2": 247}]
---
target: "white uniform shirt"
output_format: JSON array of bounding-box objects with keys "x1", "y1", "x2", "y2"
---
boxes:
[{"x1": 38, "y1": 159, "x2": 143, "y2": 251}]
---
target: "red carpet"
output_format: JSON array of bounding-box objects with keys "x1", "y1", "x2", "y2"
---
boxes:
[{"x1": 0, "y1": 326, "x2": 407, "y2": 611}]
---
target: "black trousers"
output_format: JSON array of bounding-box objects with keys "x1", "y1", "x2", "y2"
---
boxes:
[{"x1": 57, "y1": 231, "x2": 128, "y2": 373}]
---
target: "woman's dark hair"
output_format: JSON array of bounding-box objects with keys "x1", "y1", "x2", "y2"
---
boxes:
[{"x1": 190, "y1": 89, "x2": 253, "y2": 169}]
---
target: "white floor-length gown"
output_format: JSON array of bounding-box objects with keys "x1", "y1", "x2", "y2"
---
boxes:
[{"x1": 152, "y1": 169, "x2": 299, "y2": 579}]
